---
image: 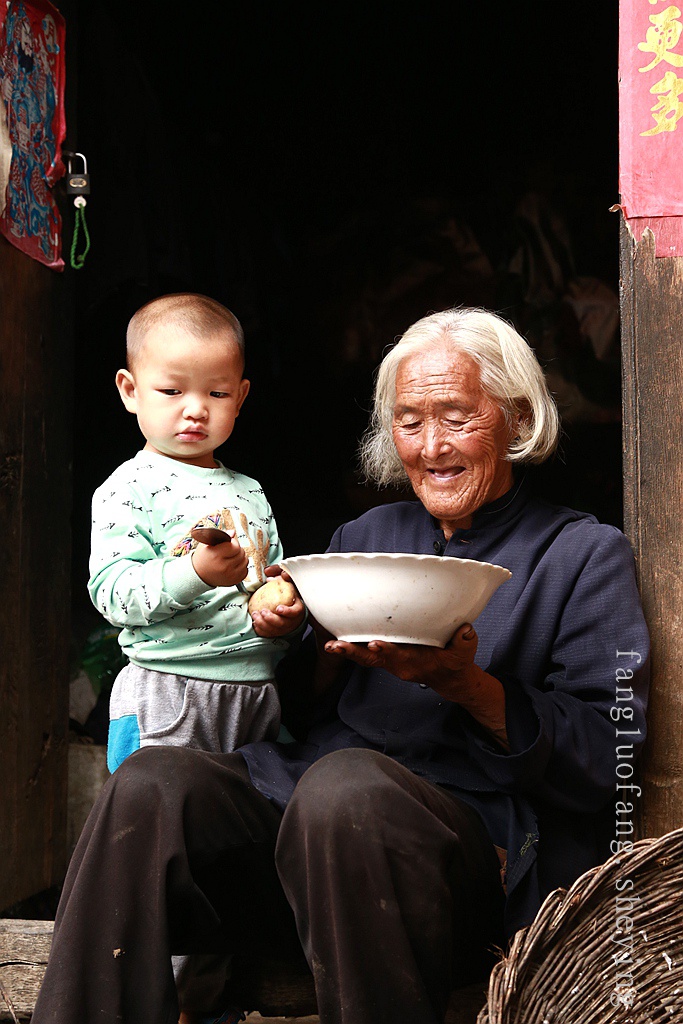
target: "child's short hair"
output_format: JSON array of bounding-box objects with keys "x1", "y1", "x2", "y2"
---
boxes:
[{"x1": 127, "y1": 293, "x2": 244, "y2": 370}]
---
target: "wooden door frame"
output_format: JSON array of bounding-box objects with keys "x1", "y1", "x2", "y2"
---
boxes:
[
  {"x1": 0, "y1": 239, "x2": 73, "y2": 910},
  {"x1": 620, "y1": 220, "x2": 683, "y2": 839}
]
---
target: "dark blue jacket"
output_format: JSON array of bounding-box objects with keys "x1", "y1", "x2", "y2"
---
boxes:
[{"x1": 241, "y1": 482, "x2": 650, "y2": 935}]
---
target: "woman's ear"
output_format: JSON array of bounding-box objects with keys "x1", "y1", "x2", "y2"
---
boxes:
[
  {"x1": 116, "y1": 369, "x2": 137, "y2": 413},
  {"x1": 512, "y1": 400, "x2": 532, "y2": 441}
]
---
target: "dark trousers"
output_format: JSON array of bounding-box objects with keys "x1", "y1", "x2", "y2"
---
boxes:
[{"x1": 31, "y1": 745, "x2": 505, "y2": 1024}]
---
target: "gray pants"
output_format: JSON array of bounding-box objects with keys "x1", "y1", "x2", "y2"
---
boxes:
[{"x1": 107, "y1": 664, "x2": 281, "y2": 770}]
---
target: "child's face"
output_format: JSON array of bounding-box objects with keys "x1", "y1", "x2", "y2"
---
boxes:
[{"x1": 116, "y1": 324, "x2": 250, "y2": 468}]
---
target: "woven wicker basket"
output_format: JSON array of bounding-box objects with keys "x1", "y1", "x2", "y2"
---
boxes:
[{"x1": 479, "y1": 827, "x2": 683, "y2": 1023}]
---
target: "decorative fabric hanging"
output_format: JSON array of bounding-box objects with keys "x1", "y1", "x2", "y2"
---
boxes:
[{"x1": 0, "y1": 0, "x2": 67, "y2": 270}]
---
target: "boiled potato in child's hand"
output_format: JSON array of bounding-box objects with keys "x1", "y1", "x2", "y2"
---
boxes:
[{"x1": 248, "y1": 576, "x2": 298, "y2": 615}]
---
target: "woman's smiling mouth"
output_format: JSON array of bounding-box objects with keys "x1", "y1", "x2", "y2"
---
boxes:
[{"x1": 426, "y1": 467, "x2": 465, "y2": 481}]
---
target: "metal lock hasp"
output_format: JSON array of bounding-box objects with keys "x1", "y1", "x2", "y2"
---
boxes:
[{"x1": 66, "y1": 153, "x2": 90, "y2": 196}]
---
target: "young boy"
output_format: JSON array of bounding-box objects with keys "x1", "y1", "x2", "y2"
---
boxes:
[
  {"x1": 88, "y1": 291, "x2": 305, "y2": 771},
  {"x1": 89, "y1": 293, "x2": 305, "y2": 1024}
]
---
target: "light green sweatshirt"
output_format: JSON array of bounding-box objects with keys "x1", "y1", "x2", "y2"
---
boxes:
[{"x1": 88, "y1": 451, "x2": 295, "y2": 681}]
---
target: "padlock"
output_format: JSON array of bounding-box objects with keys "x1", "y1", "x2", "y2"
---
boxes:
[{"x1": 66, "y1": 153, "x2": 90, "y2": 196}]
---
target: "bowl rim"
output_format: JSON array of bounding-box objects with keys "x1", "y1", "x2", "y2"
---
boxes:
[{"x1": 280, "y1": 551, "x2": 512, "y2": 578}]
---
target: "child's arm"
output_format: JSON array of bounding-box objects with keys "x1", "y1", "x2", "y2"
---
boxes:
[{"x1": 88, "y1": 483, "x2": 214, "y2": 628}]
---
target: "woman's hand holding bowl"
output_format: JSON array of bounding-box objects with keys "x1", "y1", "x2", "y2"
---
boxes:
[{"x1": 325, "y1": 625, "x2": 508, "y2": 747}]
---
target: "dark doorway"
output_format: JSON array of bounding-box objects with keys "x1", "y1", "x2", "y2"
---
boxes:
[{"x1": 70, "y1": 1, "x2": 622, "y2": 637}]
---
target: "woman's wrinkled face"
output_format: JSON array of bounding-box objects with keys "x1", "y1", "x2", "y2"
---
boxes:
[{"x1": 391, "y1": 344, "x2": 516, "y2": 538}]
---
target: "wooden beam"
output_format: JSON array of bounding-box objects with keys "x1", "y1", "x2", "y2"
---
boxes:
[
  {"x1": 620, "y1": 218, "x2": 683, "y2": 839},
  {"x1": 0, "y1": 920, "x2": 487, "y2": 1023},
  {"x1": 0, "y1": 919, "x2": 51, "y2": 1021}
]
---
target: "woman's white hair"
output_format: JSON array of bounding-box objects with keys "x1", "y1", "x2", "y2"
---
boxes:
[{"x1": 359, "y1": 307, "x2": 561, "y2": 487}]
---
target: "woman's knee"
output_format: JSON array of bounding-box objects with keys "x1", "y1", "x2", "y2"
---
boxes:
[
  {"x1": 280, "y1": 748, "x2": 401, "y2": 836},
  {"x1": 106, "y1": 746, "x2": 246, "y2": 821},
  {"x1": 110, "y1": 745, "x2": 196, "y2": 794}
]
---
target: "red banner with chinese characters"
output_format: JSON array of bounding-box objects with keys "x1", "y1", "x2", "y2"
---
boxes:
[
  {"x1": 0, "y1": 0, "x2": 66, "y2": 270},
  {"x1": 619, "y1": 0, "x2": 683, "y2": 256}
]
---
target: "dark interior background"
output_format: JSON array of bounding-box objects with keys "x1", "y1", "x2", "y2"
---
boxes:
[{"x1": 68, "y1": 0, "x2": 622, "y2": 637}]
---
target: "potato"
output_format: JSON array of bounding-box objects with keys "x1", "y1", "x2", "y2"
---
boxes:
[{"x1": 248, "y1": 576, "x2": 298, "y2": 615}]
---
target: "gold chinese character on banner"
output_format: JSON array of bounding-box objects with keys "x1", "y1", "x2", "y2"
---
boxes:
[
  {"x1": 641, "y1": 69, "x2": 683, "y2": 133},
  {"x1": 638, "y1": 5, "x2": 683, "y2": 71}
]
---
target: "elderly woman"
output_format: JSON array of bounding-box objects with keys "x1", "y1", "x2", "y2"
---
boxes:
[{"x1": 33, "y1": 308, "x2": 649, "y2": 1024}]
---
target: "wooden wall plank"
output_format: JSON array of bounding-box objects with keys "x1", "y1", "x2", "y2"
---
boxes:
[
  {"x1": 0, "y1": 238, "x2": 72, "y2": 909},
  {"x1": 620, "y1": 219, "x2": 683, "y2": 839}
]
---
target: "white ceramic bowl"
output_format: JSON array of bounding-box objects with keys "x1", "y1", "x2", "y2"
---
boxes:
[{"x1": 280, "y1": 552, "x2": 512, "y2": 647}]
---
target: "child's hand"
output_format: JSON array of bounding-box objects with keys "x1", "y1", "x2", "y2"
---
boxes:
[
  {"x1": 250, "y1": 597, "x2": 306, "y2": 638},
  {"x1": 191, "y1": 531, "x2": 249, "y2": 588},
  {"x1": 249, "y1": 569, "x2": 306, "y2": 637}
]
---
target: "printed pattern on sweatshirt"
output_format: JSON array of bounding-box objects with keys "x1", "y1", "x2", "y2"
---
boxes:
[{"x1": 171, "y1": 507, "x2": 270, "y2": 583}]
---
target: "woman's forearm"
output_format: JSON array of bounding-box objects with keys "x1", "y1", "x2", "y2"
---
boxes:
[{"x1": 437, "y1": 664, "x2": 509, "y2": 750}]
